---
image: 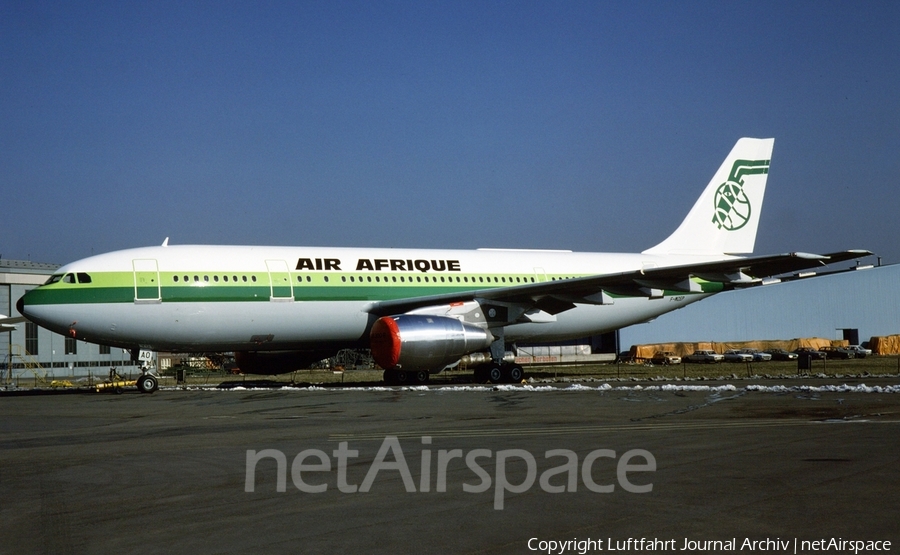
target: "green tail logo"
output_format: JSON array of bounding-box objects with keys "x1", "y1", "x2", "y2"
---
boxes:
[{"x1": 712, "y1": 159, "x2": 770, "y2": 231}]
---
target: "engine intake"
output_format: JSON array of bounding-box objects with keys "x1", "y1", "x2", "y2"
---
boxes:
[{"x1": 370, "y1": 315, "x2": 494, "y2": 372}]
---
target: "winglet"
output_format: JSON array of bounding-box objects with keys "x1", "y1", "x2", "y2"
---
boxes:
[{"x1": 643, "y1": 138, "x2": 775, "y2": 256}]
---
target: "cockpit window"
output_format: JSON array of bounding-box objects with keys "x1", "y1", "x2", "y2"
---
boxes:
[
  {"x1": 63, "y1": 274, "x2": 76, "y2": 284},
  {"x1": 45, "y1": 274, "x2": 64, "y2": 285},
  {"x1": 76, "y1": 273, "x2": 92, "y2": 284}
]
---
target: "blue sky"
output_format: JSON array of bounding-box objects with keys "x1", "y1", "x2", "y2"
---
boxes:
[{"x1": 2, "y1": 1, "x2": 898, "y2": 266}]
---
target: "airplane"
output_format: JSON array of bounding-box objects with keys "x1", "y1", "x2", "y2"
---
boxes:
[{"x1": 17, "y1": 138, "x2": 870, "y2": 393}]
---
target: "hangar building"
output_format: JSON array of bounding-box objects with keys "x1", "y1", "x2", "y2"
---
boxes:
[{"x1": 618, "y1": 263, "x2": 898, "y2": 349}]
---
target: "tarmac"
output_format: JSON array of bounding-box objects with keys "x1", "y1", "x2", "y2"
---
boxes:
[{"x1": 1, "y1": 377, "x2": 899, "y2": 554}]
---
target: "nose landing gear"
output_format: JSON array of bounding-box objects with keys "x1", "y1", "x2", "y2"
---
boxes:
[{"x1": 136, "y1": 373, "x2": 159, "y2": 394}]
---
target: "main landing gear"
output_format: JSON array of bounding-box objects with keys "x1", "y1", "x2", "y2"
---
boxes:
[
  {"x1": 383, "y1": 369, "x2": 430, "y2": 385},
  {"x1": 473, "y1": 362, "x2": 525, "y2": 384}
]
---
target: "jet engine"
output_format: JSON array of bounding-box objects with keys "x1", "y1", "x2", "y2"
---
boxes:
[
  {"x1": 234, "y1": 350, "x2": 338, "y2": 375},
  {"x1": 370, "y1": 315, "x2": 495, "y2": 372}
]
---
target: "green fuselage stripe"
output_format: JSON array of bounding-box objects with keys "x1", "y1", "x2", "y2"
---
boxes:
[{"x1": 25, "y1": 271, "x2": 720, "y2": 305}]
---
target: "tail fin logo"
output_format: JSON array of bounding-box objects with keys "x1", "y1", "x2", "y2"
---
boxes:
[{"x1": 712, "y1": 159, "x2": 770, "y2": 231}]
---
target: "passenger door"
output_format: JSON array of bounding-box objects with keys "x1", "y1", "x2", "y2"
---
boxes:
[
  {"x1": 266, "y1": 260, "x2": 293, "y2": 301},
  {"x1": 133, "y1": 259, "x2": 161, "y2": 303}
]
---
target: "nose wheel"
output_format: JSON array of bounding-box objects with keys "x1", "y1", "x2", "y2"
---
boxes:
[{"x1": 136, "y1": 374, "x2": 159, "y2": 394}]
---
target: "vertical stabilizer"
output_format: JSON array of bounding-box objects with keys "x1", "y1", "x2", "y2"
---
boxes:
[{"x1": 643, "y1": 138, "x2": 774, "y2": 256}]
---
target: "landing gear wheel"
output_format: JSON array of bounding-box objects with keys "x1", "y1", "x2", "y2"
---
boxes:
[
  {"x1": 137, "y1": 374, "x2": 158, "y2": 394},
  {"x1": 394, "y1": 370, "x2": 409, "y2": 384},
  {"x1": 487, "y1": 363, "x2": 504, "y2": 384},
  {"x1": 506, "y1": 364, "x2": 524, "y2": 383},
  {"x1": 412, "y1": 370, "x2": 430, "y2": 384}
]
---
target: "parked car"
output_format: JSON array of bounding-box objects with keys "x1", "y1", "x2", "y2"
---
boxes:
[
  {"x1": 847, "y1": 345, "x2": 872, "y2": 358},
  {"x1": 765, "y1": 349, "x2": 798, "y2": 361},
  {"x1": 793, "y1": 347, "x2": 826, "y2": 360},
  {"x1": 651, "y1": 351, "x2": 682, "y2": 365},
  {"x1": 820, "y1": 346, "x2": 855, "y2": 359},
  {"x1": 684, "y1": 350, "x2": 724, "y2": 363},
  {"x1": 739, "y1": 348, "x2": 772, "y2": 362},
  {"x1": 724, "y1": 349, "x2": 753, "y2": 362}
]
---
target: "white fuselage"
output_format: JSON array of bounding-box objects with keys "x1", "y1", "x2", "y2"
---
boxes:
[{"x1": 21, "y1": 244, "x2": 718, "y2": 352}]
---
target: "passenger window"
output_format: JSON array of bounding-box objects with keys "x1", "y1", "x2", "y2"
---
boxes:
[
  {"x1": 306, "y1": 276, "x2": 311, "y2": 282},
  {"x1": 251, "y1": 276, "x2": 257, "y2": 282},
  {"x1": 223, "y1": 275, "x2": 229, "y2": 282},
  {"x1": 194, "y1": 275, "x2": 200, "y2": 282},
  {"x1": 174, "y1": 276, "x2": 179, "y2": 282},
  {"x1": 242, "y1": 276, "x2": 247, "y2": 282},
  {"x1": 214, "y1": 275, "x2": 219, "y2": 282},
  {"x1": 324, "y1": 276, "x2": 329, "y2": 282},
  {"x1": 204, "y1": 276, "x2": 209, "y2": 282},
  {"x1": 233, "y1": 276, "x2": 238, "y2": 282}
]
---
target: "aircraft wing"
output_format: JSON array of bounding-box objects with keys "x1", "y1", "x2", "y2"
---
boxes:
[{"x1": 365, "y1": 250, "x2": 873, "y2": 317}]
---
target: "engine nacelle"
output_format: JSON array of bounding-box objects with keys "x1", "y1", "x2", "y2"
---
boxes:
[
  {"x1": 370, "y1": 315, "x2": 495, "y2": 372},
  {"x1": 234, "y1": 350, "x2": 337, "y2": 375}
]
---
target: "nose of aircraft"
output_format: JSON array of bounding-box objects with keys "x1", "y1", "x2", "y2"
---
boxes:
[{"x1": 16, "y1": 295, "x2": 26, "y2": 317}]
